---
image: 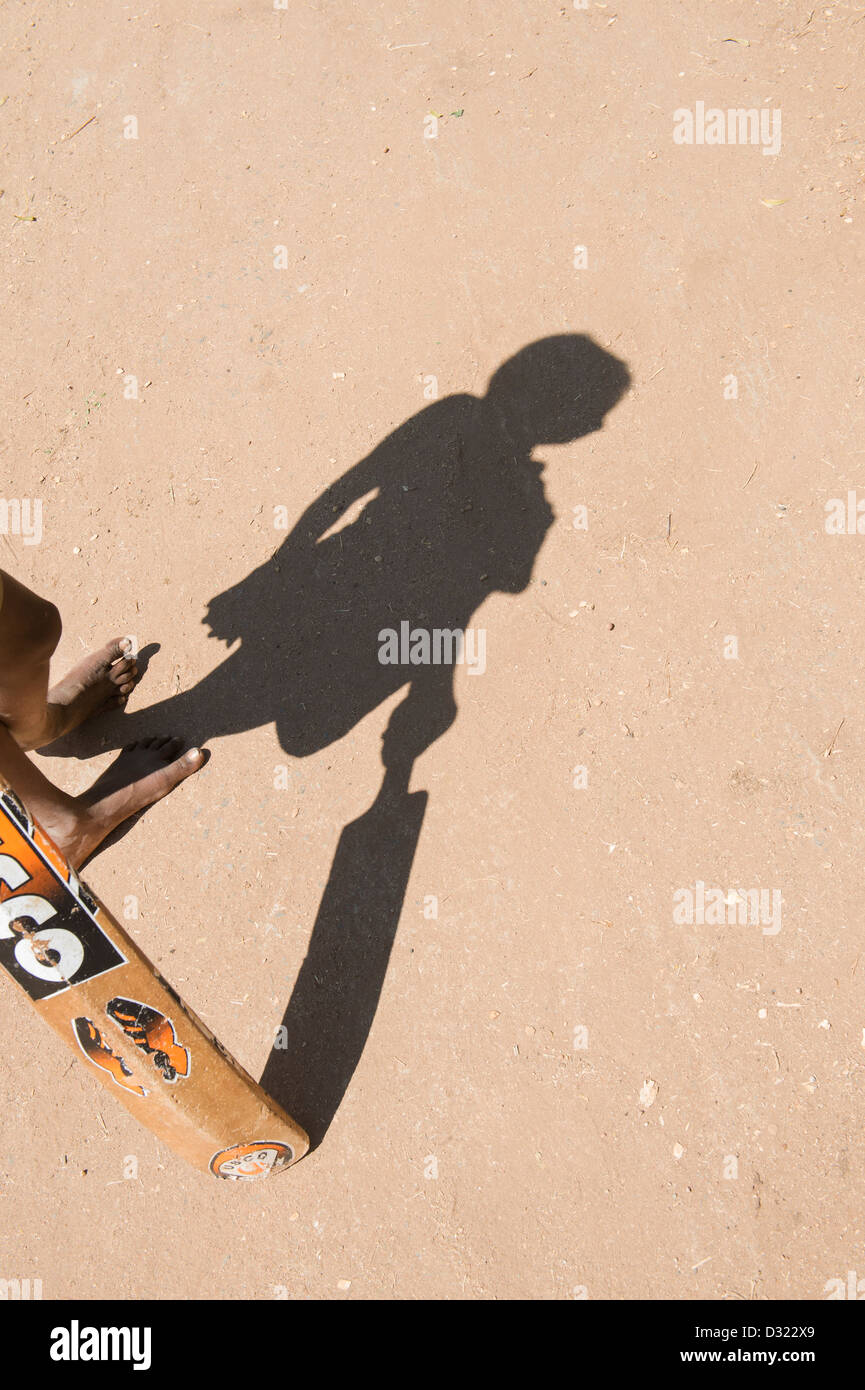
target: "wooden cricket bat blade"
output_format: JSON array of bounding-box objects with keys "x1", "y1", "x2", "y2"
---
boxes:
[{"x1": 0, "y1": 778, "x2": 309, "y2": 1180}]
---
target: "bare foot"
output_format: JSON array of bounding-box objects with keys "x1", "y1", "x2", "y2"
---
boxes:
[
  {"x1": 36, "y1": 737, "x2": 205, "y2": 868},
  {"x1": 37, "y1": 638, "x2": 140, "y2": 747}
]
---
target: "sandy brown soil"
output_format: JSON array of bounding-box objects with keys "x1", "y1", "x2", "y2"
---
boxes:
[{"x1": 1, "y1": 0, "x2": 863, "y2": 1300}]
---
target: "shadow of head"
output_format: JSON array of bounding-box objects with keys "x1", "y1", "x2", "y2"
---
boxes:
[
  {"x1": 485, "y1": 333, "x2": 631, "y2": 447},
  {"x1": 477, "y1": 334, "x2": 630, "y2": 594}
]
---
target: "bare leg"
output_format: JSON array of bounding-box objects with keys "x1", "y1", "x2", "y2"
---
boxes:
[
  {"x1": 0, "y1": 725, "x2": 203, "y2": 867},
  {"x1": 0, "y1": 569, "x2": 141, "y2": 749},
  {"x1": 0, "y1": 570, "x2": 205, "y2": 867}
]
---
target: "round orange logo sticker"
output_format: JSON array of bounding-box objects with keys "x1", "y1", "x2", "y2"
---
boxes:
[{"x1": 210, "y1": 1142, "x2": 294, "y2": 1180}]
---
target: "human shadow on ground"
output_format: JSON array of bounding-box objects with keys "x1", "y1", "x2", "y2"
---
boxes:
[{"x1": 56, "y1": 335, "x2": 631, "y2": 1147}]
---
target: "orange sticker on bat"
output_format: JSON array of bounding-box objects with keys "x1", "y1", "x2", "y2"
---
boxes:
[
  {"x1": 73, "y1": 1017, "x2": 147, "y2": 1097},
  {"x1": 105, "y1": 997, "x2": 190, "y2": 1083}
]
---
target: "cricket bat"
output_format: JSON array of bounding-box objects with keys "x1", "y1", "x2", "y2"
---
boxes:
[{"x1": 0, "y1": 778, "x2": 309, "y2": 1180}]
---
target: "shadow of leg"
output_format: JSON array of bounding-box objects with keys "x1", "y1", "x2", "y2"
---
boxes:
[{"x1": 260, "y1": 767, "x2": 427, "y2": 1149}]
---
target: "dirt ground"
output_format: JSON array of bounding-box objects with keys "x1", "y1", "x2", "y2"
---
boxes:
[{"x1": 1, "y1": 0, "x2": 863, "y2": 1301}]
